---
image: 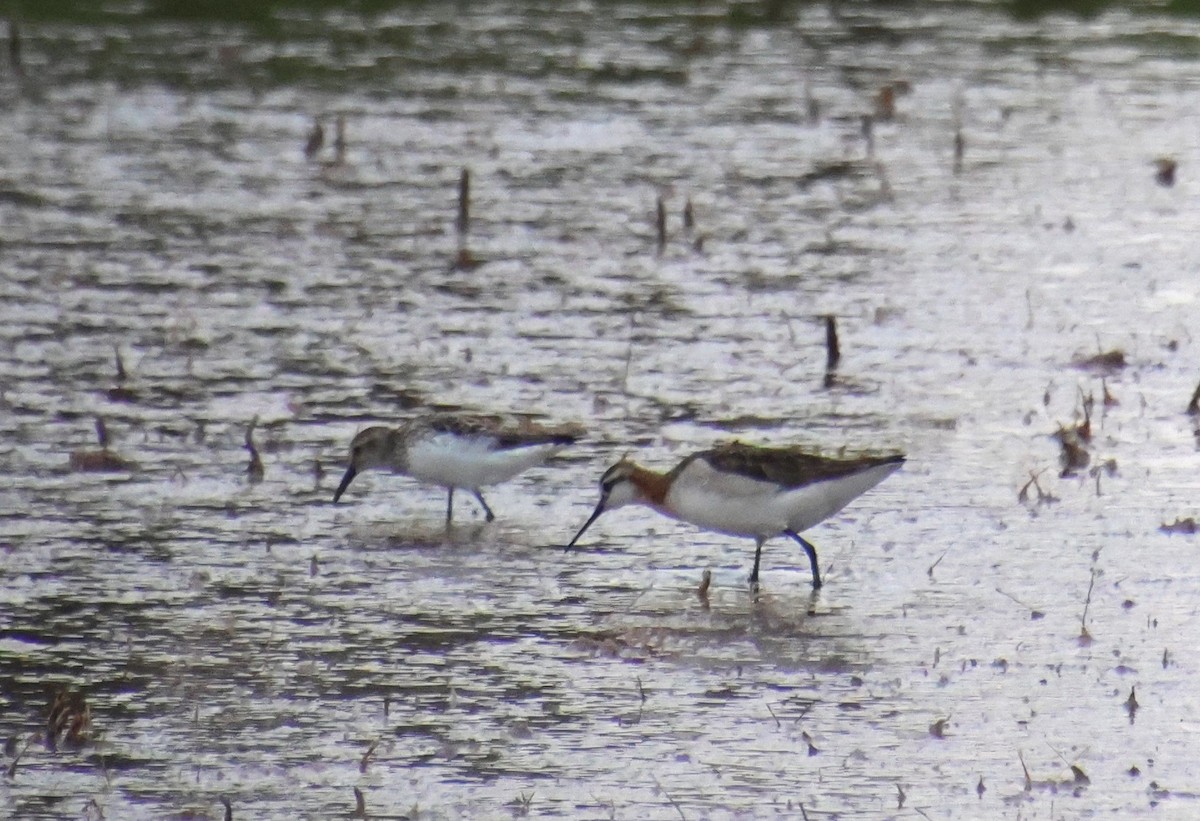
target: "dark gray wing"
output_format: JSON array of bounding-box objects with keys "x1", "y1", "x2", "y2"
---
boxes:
[
  {"x1": 693, "y1": 442, "x2": 904, "y2": 489},
  {"x1": 426, "y1": 414, "x2": 582, "y2": 450}
]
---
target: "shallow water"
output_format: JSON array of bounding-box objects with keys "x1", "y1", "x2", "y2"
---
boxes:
[{"x1": 2, "y1": 2, "x2": 1200, "y2": 818}]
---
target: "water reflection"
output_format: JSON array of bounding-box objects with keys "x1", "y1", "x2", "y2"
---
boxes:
[{"x1": 2, "y1": 2, "x2": 1199, "y2": 818}]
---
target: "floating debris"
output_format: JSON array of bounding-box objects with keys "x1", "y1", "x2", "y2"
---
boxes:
[
  {"x1": 1159, "y1": 517, "x2": 1197, "y2": 535},
  {"x1": 452, "y1": 247, "x2": 483, "y2": 271},
  {"x1": 1186, "y1": 380, "x2": 1200, "y2": 415},
  {"x1": 697, "y1": 568, "x2": 711, "y2": 606},
  {"x1": 69, "y1": 416, "x2": 134, "y2": 472},
  {"x1": 352, "y1": 787, "x2": 367, "y2": 818},
  {"x1": 954, "y1": 128, "x2": 965, "y2": 175},
  {"x1": 1154, "y1": 157, "x2": 1176, "y2": 188},
  {"x1": 46, "y1": 688, "x2": 91, "y2": 751},
  {"x1": 1054, "y1": 423, "x2": 1090, "y2": 477},
  {"x1": 802, "y1": 730, "x2": 819, "y2": 756},
  {"x1": 875, "y1": 84, "x2": 896, "y2": 121},
  {"x1": 929, "y1": 717, "x2": 949, "y2": 738},
  {"x1": 303, "y1": 117, "x2": 324, "y2": 160},
  {"x1": 220, "y1": 796, "x2": 232, "y2": 821},
  {"x1": 682, "y1": 197, "x2": 694, "y2": 234},
  {"x1": 1072, "y1": 349, "x2": 1126, "y2": 373},
  {"x1": 976, "y1": 775, "x2": 985, "y2": 798},
  {"x1": 796, "y1": 159, "x2": 872, "y2": 189},
  {"x1": 508, "y1": 792, "x2": 535, "y2": 817}
]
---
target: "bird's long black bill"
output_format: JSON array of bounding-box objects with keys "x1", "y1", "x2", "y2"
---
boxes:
[
  {"x1": 564, "y1": 501, "x2": 607, "y2": 551},
  {"x1": 333, "y1": 465, "x2": 357, "y2": 502}
]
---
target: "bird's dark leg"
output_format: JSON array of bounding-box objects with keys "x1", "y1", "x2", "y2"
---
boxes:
[
  {"x1": 749, "y1": 537, "x2": 765, "y2": 588},
  {"x1": 473, "y1": 490, "x2": 496, "y2": 522},
  {"x1": 785, "y1": 530, "x2": 822, "y2": 589},
  {"x1": 445, "y1": 487, "x2": 454, "y2": 524}
]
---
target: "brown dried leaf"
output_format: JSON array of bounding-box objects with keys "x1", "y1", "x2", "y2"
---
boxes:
[{"x1": 1159, "y1": 518, "x2": 1197, "y2": 535}]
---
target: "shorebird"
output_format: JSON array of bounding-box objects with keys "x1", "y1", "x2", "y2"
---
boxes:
[
  {"x1": 333, "y1": 414, "x2": 581, "y2": 523},
  {"x1": 566, "y1": 443, "x2": 904, "y2": 589}
]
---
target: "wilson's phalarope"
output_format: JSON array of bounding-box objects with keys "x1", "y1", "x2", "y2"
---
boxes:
[
  {"x1": 333, "y1": 414, "x2": 581, "y2": 522},
  {"x1": 566, "y1": 443, "x2": 904, "y2": 589}
]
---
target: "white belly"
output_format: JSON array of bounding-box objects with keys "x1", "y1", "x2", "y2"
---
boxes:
[
  {"x1": 665, "y1": 459, "x2": 902, "y2": 538},
  {"x1": 404, "y1": 435, "x2": 564, "y2": 489}
]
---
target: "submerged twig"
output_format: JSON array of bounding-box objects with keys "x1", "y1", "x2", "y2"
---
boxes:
[
  {"x1": 1078, "y1": 568, "x2": 1096, "y2": 645},
  {"x1": 655, "y1": 195, "x2": 667, "y2": 255},
  {"x1": 334, "y1": 115, "x2": 346, "y2": 165},
  {"x1": 823, "y1": 314, "x2": 841, "y2": 376},
  {"x1": 113, "y1": 345, "x2": 127, "y2": 381},
  {"x1": 1018, "y1": 469, "x2": 1058, "y2": 506},
  {"x1": 108, "y1": 345, "x2": 137, "y2": 402},
  {"x1": 8, "y1": 17, "x2": 21, "y2": 77},
  {"x1": 457, "y1": 168, "x2": 470, "y2": 235},
  {"x1": 927, "y1": 549, "x2": 947, "y2": 579},
  {"x1": 360, "y1": 738, "x2": 379, "y2": 773},
  {"x1": 5, "y1": 734, "x2": 33, "y2": 778},
  {"x1": 765, "y1": 701, "x2": 780, "y2": 729},
  {"x1": 1186, "y1": 380, "x2": 1200, "y2": 415},
  {"x1": 651, "y1": 774, "x2": 687, "y2": 821},
  {"x1": 1124, "y1": 686, "x2": 1139, "y2": 724},
  {"x1": 245, "y1": 416, "x2": 264, "y2": 484},
  {"x1": 697, "y1": 569, "x2": 711, "y2": 607}
]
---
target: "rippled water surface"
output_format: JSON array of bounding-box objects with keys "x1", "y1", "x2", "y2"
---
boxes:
[{"x1": 3, "y1": 2, "x2": 1200, "y2": 818}]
